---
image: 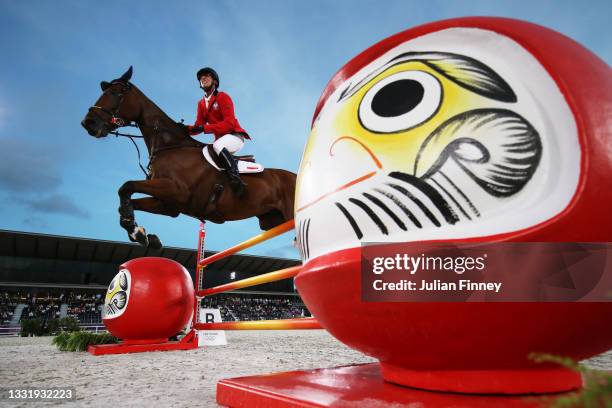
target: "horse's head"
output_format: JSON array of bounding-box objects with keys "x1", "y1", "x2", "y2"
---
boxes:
[{"x1": 81, "y1": 66, "x2": 140, "y2": 138}]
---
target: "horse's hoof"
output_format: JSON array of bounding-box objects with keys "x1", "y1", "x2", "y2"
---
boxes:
[
  {"x1": 147, "y1": 234, "x2": 162, "y2": 250},
  {"x1": 129, "y1": 226, "x2": 149, "y2": 246}
]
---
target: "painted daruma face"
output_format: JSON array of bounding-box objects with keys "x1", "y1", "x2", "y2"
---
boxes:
[
  {"x1": 104, "y1": 269, "x2": 131, "y2": 319},
  {"x1": 295, "y1": 28, "x2": 580, "y2": 262}
]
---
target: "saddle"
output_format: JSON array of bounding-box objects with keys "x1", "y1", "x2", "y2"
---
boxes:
[{"x1": 203, "y1": 145, "x2": 264, "y2": 173}]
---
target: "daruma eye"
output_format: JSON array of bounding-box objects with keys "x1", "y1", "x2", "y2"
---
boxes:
[
  {"x1": 359, "y1": 70, "x2": 442, "y2": 133},
  {"x1": 118, "y1": 271, "x2": 128, "y2": 290},
  {"x1": 107, "y1": 277, "x2": 117, "y2": 292}
]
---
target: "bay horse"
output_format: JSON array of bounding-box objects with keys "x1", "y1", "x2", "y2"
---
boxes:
[{"x1": 81, "y1": 67, "x2": 296, "y2": 249}]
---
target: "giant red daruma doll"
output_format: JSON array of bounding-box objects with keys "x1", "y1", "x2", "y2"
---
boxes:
[{"x1": 294, "y1": 17, "x2": 612, "y2": 394}]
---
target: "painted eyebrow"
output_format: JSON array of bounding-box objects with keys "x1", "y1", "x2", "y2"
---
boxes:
[{"x1": 336, "y1": 51, "x2": 516, "y2": 104}]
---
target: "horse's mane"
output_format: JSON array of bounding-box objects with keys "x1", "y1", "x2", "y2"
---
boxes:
[{"x1": 113, "y1": 78, "x2": 206, "y2": 148}]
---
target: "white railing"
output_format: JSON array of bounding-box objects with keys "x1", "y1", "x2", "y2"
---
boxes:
[
  {"x1": 0, "y1": 324, "x2": 107, "y2": 337},
  {"x1": 0, "y1": 326, "x2": 20, "y2": 336}
]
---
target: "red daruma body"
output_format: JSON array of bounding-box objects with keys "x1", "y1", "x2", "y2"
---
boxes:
[
  {"x1": 103, "y1": 257, "x2": 194, "y2": 343},
  {"x1": 293, "y1": 17, "x2": 612, "y2": 394}
]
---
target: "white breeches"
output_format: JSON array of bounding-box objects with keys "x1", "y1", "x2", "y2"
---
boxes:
[{"x1": 213, "y1": 133, "x2": 244, "y2": 155}]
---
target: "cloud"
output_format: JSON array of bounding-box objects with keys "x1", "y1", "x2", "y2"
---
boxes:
[
  {"x1": 19, "y1": 193, "x2": 90, "y2": 219},
  {"x1": 0, "y1": 138, "x2": 63, "y2": 193},
  {"x1": 0, "y1": 138, "x2": 91, "y2": 224},
  {"x1": 22, "y1": 216, "x2": 49, "y2": 228}
]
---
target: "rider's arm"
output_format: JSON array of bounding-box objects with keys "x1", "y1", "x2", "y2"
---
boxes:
[
  {"x1": 203, "y1": 93, "x2": 238, "y2": 135},
  {"x1": 188, "y1": 101, "x2": 205, "y2": 135}
]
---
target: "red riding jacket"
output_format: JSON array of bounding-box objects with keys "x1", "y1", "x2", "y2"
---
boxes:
[{"x1": 188, "y1": 91, "x2": 250, "y2": 140}]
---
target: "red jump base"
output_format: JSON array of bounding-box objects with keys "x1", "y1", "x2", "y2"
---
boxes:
[
  {"x1": 88, "y1": 330, "x2": 198, "y2": 356},
  {"x1": 216, "y1": 363, "x2": 582, "y2": 408}
]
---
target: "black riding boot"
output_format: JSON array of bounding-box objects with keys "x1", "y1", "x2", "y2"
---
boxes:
[{"x1": 219, "y1": 148, "x2": 247, "y2": 197}]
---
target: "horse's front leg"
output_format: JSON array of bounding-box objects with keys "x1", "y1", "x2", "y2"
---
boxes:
[
  {"x1": 127, "y1": 197, "x2": 182, "y2": 249},
  {"x1": 118, "y1": 178, "x2": 188, "y2": 248}
]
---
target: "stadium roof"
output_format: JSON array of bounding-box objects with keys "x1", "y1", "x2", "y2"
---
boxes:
[{"x1": 0, "y1": 230, "x2": 300, "y2": 274}]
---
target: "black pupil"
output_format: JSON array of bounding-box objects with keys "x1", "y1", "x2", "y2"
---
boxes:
[{"x1": 371, "y1": 79, "x2": 424, "y2": 117}]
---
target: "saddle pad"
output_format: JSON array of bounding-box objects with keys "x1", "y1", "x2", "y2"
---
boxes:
[
  {"x1": 237, "y1": 161, "x2": 264, "y2": 173},
  {"x1": 202, "y1": 147, "x2": 264, "y2": 174}
]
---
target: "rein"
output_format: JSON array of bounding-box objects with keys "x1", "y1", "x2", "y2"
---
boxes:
[
  {"x1": 110, "y1": 124, "x2": 150, "y2": 179},
  {"x1": 111, "y1": 121, "x2": 202, "y2": 179},
  {"x1": 89, "y1": 81, "x2": 152, "y2": 178},
  {"x1": 91, "y1": 80, "x2": 202, "y2": 179}
]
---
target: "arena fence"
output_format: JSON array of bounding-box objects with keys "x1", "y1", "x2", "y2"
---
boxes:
[{"x1": 0, "y1": 324, "x2": 107, "y2": 337}]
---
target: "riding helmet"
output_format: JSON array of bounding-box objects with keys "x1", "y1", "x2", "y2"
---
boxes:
[{"x1": 197, "y1": 67, "x2": 219, "y2": 87}]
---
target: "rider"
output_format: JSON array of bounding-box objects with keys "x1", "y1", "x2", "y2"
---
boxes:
[{"x1": 188, "y1": 67, "x2": 249, "y2": 197}]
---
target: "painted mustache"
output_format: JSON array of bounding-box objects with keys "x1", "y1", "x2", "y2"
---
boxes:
[
  {"x1": 334, "y1": 172, "x2": 462, "y2": 240},
  {"x1": 296, "y1": 218, "x2": 311, "y2": 260}
]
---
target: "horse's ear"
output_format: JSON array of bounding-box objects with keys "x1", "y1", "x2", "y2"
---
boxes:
[
  {"x1": 100, "y1": 81, "x2": 111, "y2": 91},
  {"x1": 120, "y1": 66, "x2": 133, "y2": 82}
]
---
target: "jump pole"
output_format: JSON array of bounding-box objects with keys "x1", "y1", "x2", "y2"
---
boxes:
[
  {"x1": 198, "y1": 220, "x2": 295, "y2": 268},
  {"x1": 196, "y1": 265, "x2": 301, "y2": 297},
  {"x1": 194, "y1": 219, "x2": 322, "y2": 334},
  {"x1": 195, "y1": 317, "x2": 321, "y2": 331}
]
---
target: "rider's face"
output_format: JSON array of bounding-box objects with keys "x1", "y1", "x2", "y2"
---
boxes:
[{"x1": 200, "y1": 74, "x2": 213, "y2": 89}]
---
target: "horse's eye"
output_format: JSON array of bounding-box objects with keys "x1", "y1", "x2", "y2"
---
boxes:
[{"x1": 358, "y1": 70, "x2": 442, "y2": 133}]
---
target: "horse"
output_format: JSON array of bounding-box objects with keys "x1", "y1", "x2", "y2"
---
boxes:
[{"x1": 81, "y1": 66, "x2": 296, "y2": 249}]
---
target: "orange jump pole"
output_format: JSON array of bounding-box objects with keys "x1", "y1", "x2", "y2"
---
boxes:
[
  {"x1": 198, "y1": 220, "x2": 295, "y2": 268},
  {"x1": 196, "y1": 265, "x2": 301, "y2": 297},
  {"x1": 194, "y1": 220, "x2": 322, "y2": 334},
  {"x1": 195, "y1": 317, "x2": 321, "y2": 331}
]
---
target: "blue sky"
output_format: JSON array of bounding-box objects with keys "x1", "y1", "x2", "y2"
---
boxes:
[{"x1": 0, "y1": 0, "x2": 610, "y2": 259}]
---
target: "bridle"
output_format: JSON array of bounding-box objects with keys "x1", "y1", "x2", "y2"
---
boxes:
[
  {"x1": 88, "y1": 81, "x2": 150, "y2": 177},
  {"x1": 89, "y1": 81, "x2": 138, "y2": 131},
  {"x1": 88, "y1": 80, "x2": 202, "y2": 179}
]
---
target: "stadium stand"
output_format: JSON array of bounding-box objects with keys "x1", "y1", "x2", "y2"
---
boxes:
[{"x1": 0, "y1": 230, "x2": 308, "y2": 333}]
